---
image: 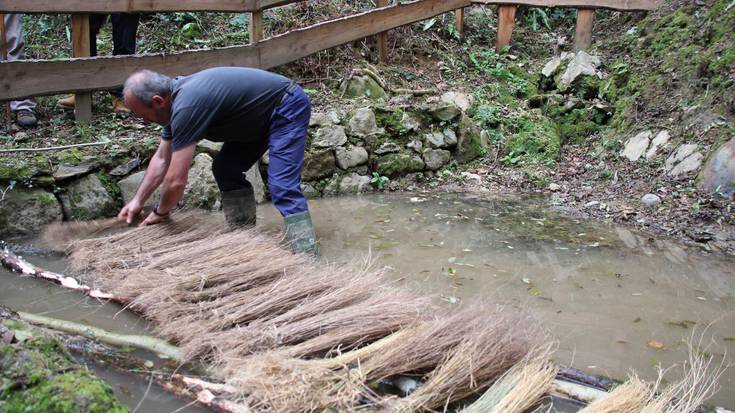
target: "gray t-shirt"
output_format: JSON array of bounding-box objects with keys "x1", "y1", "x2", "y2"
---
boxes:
[{"x1": 161, "y1": 67, "x2": 292, "y2": 151}]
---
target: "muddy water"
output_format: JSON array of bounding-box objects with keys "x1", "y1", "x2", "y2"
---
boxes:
[
  {"x1": 0, "y1": 255, "x2": 211, "y2": 413},
  {"x1": 2, "y1": 192, "x2": 734, "y2": 410},
  {"x1": 261, "y1": 193, "x2": 735, "y2": 408}
]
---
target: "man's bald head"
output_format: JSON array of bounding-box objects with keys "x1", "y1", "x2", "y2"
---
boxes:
[{"x1": 123, "y1": 70, "x2": 172, "y2": 108}]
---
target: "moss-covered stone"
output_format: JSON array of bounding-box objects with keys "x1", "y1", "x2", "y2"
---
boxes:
[
  {"x1": 503, "y1": 111, "x2": 560, "y2": 166},
  {"x1": 1, "y1": 332, "x2": 127, "y2": 413},
  {"x1": 343, "y1": 75, "x2": 386, "y2": 100},
  {"x1": 375, "y1": 152, "x2": 425, "y2": 177},
  {"x1": 455, "y1": 113, "x2": 489, "y2": 163}
]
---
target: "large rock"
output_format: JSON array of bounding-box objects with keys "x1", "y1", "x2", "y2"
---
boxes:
[
  {"x1": 401, "y1": 113, "x2": 421, "y2": 132},
  {"x1": 59, "y1": 174, "x2": 119, "y2": 220},
  {"x1": 313, "y1": 125, "x2": 348, "y2": 148},
  {"x1": 117, "y1": 153, "x2": 239, "y2": 209},
  {"x1": 339, "y1": 173, "x2": 373, "y2": 194},
  {"x1": 335, "y1": 145, "x2": 369, "y2": 169},
  {"x1": 440, "y1": 92, "x2": 474, "y2": 112},
  {"x1": 621, "y1": 131, "x2": 652, "y2": 162},
  {"x1": 302, "y1": 149, "x2": 337, "y2": 181},
  {"x1": 109, "y1": 159, "x2": 141, "y2": 176},
  {"x1": 665, "y1": 144, "x2": 703, "y2": 177},
  {"x1": 53, "y1": 159, "x2": 100, "y2": 180},
  {"x1": 699, "y1": 137, "x2": 735, "y2": 197},
  {"x1": 0, "y1": 188, "x2": 63, "y2": 237},
  {"x1": 343, "y1": 75, "x2": 387, "y2": 100},
  {"x1": 375, "y1": 153, "x2": 425, "y2": 177},
  {"x1": 558, "y1": 51, "x2": 601, "y2": 90},
  {"x1": 118, "y1": 171, "x2": 159, "y2": 209},
  {"x1": 427, "y1": 101, "x2": 461, "y2": 121},
  {"x1": 374, "y1": 142, "x2": 401, "y2": 155},
  {"x1": 181, "y1": 153, "x2": 219, "y2": 209},
  {"x1": 196, "y1": 139, "x2": 224, "y2": 156},
  {"x1": 348, "y1": 108, "x2": 383, "y2": 137},
  {"x1": 423, "y1": 149, "x2": 452, "y2": 171},
  {"x1": 455, "y1": 113, "x2": 488, "y2": 163},
  {"x1": 645, "y1": 130, "x2": 671, "y2": 159},
  {"x1": 245, "y1": 164, "x2": 266, "y2": 204}
]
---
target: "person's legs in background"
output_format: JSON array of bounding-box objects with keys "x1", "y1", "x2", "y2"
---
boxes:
[
  {"x1": 3, "y1": 14, "x2": 37, "y2": 127},
  {"x1": 109, "y1": 13, "x2": 139, "y2": 112},
  {"x1": 58, "y1": 13, "x2": 139, "y2": 113},
  {"x1": 267, "y1": 85, "x2": 317, "y2": 255}
]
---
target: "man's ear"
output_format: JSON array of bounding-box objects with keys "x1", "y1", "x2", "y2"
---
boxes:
[{"x1": 151, "y1": 95, "x2": 166, "y2": 107}]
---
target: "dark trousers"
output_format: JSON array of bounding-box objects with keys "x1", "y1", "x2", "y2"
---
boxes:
[
  {"x1": 212, "y1": 85, "x2": 311, "y2": 217},
  {"x1": 89, "y1": 13, "x2": 139, "y2": 97}
]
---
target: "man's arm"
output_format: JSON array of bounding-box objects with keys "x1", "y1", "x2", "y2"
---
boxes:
[
  {"x1": 139, "y1": 143, "x2": 196, "y2": 226},
  {"x1": 118, "y1": 139, "x2": 173, "y2": 224}
]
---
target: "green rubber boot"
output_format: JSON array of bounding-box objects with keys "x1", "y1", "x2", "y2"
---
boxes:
[
  {"x1": 220, "y1": 187, "x2": 256, "y2": 229},
  {"x1": 284, "y1": 211, "x2": 319, "y2": 256}
]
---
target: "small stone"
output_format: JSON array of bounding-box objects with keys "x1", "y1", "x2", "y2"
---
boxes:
[
  {"x1": 548, "y1": 183, "x2": 561, "y2": 192},
  {"x1": 374, "y1": 142, "x2": 401, "y2": 155},
  {"x1": 541, "y1": 57, "x2": 562, "y2": 77},
  {"x1": 301, "y1": 183, "x2": 320, "y2": 199},
  {"x1": 348, "y1": 108, "x2": 383, "y2": 137},
  {"x1": 585, "y1": 201, "x2": 600, "y2": 208},
  {"x1": 665, "y1": 144, "x2": 702, "y2": 176},
  {"x1": 440, "y1": 92, "x2": 474, "y2": 112},
  {"x1": 406, "y1": 139, "x2": 423, "y2": 154},
  {"x1": 427, "y1": 101, "x2": 461, "y2": 121},
  {"x1": 621, "y1": 131, "x2": 652, "y2": 162},
  {"x1": 640, "y1": 193, "x2": 661, "y2": 208},
  {"x1": 400, "y1": 113, "x2": 421, "y2": 132},
  {"x1": 442, "y1": 128, "x2": 458, "y2": 147},
  {"x1": 645, "y1": 130, "x2": 670, "y2": 159},
  {"x1": 339, "y1": 173, "x2": 373, "y2": 194},
  {"x1": 335, "y1": 145, "x2": 369, "y2": 169},
  {"x1": 314, "y1": 125, "x2": 347, "y2": 148},
  {"x1": 109, "y1": 159, "x2": 141, "y2": 176},
  {"x1": 423, "y1": 149, "x2": 451, "y2": 171},
  {"x1": 196, "y1": 139, "x2": 224, "y2": 155},
  {"x1": 426, "y1": 131, "x2": 446, "y2": 149},
  {"x1": 53, "y1": 159, "x2": 99, "y2": 180}
]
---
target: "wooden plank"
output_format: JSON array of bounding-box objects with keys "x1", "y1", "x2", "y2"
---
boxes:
[
  {"x1": 377, "y1": 0, "x2": 390, "y2": 63},
  {"x1": 455, "y1": 8, "x2": 465, "y2": 36},
  {"x1": 0, "y1": 47, "x2": 261, "y2": 100},
  {"x1": 574, "y1": 8, "x2": 594, "y2": 50},
  {"x1": 249, "y1": 10, "x2": 263, "y2": 44},
  {"x1": 496, "y1": 5, "x2": 516, "y2": 52},
  {"x1": 260, "y1": 0, "x2": 471, "y2": 68},
  {"x1": 0, "y1": 0, "x2": 472, "y2": 100},
  {"x1": 470, "y1": 0, "x2": 659, "y2": 10},
  {"x1": 0, "y1": 0, "x2": 301, "y2": 13},
  {"x1": 71, "y1": 13, "x2": 92, "y2": 122}
]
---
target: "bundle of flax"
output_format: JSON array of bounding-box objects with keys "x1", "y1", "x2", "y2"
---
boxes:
[{"x1": 61, "y1": 211, "x2": 547, "y2": 412}]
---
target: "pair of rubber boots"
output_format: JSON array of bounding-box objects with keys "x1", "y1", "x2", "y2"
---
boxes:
[{"x1": 220, "y1": 188, "x2": 318, "y2": 256}]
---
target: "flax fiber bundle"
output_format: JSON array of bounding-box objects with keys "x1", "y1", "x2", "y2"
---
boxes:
[{"x1": 62, "y1": 212, "x2": 549, "y2": 412}]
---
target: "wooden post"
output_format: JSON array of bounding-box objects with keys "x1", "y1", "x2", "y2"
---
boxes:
[
  {"x1": 496, "y1": 5, "x2": 517, "y2": 52},
  {"x1": 574, "y1": 8, "x2": 595, "y2": 51},
  {"x1": 455, "y1": 8, "x2": 465, "y2": 37},
  {"x1": 377, "y1": 0, "x2": 390, "y2": 63},
  {"x1": 71, "y1": 14, "x2": 92, "y2": 122},
  {"x1": 249, "y1": 10, "x2": 263, "y2": 44}
]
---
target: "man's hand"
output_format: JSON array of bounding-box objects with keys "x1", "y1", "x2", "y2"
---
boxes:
[
  {"x1": 118, "y1": 199, "x2": 144, "y2": 224},
  {"x1": 140, "y1": 210, "x2": 169, "y2": 226}
]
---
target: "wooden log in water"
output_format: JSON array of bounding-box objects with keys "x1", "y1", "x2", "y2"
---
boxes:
[{"x1": 0, "y1": 248, "x2": 123, "y2": 302}]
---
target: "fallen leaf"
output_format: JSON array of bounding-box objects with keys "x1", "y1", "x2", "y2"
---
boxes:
[{"x1": 647, "y1": 340, "x2": 666, "y2": 350}]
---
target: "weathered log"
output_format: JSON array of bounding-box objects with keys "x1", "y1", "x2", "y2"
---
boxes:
[
  {"x1": 18, "y1": 311, "x2": 184, "y2": 362},
  {"x1": 0, "y1": 248, "x2": 124, "y2": 302}
]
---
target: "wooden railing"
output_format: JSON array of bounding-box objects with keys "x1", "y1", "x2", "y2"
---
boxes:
[{"x1": 0, "y1": 0, "x2": 658, "y2": 121}]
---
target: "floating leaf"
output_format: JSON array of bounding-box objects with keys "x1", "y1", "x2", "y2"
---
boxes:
[
  {"x1": 522, "y1": 277, "x2": 531, "y2": 285},
  {"x1": 647, "y1": 340, "x2": 666, "y2": 350},
  {"x1": 666, "y1": 320, "x2": 697, "y2": 329}
]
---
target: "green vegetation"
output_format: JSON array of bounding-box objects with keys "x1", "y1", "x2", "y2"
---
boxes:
[{"x1": 1, "y1": 334, "x2": 127, "y2": 413}]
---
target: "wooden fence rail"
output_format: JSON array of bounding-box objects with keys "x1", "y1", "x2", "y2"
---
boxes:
[{"x1": 1, "y1": 0, "x2": 659, "y2": 121}]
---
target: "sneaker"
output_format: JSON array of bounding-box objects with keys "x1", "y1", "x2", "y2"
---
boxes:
[
  {"x1": 15, "y1": 109, "x2": 37, "y2": 128},
  {"x1": 57, "y1": 94, "x2": 75, "y2": 109},
  {"x1": 111, "y1": 96, "x2": 131, "y2": 114}
]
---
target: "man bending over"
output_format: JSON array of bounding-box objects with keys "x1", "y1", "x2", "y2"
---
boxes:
[{"x1": 117, "y1": 67, "x2": 317, "y2": 255}]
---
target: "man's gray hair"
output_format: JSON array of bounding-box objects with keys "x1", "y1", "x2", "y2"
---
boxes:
[{"x1": 123, "y1": 70, "x2": 172, "y2": 106}]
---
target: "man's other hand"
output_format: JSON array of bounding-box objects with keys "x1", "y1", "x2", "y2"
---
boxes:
[{"x1": 118, "y1": 200, "x2": 144, "y2": 224}]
